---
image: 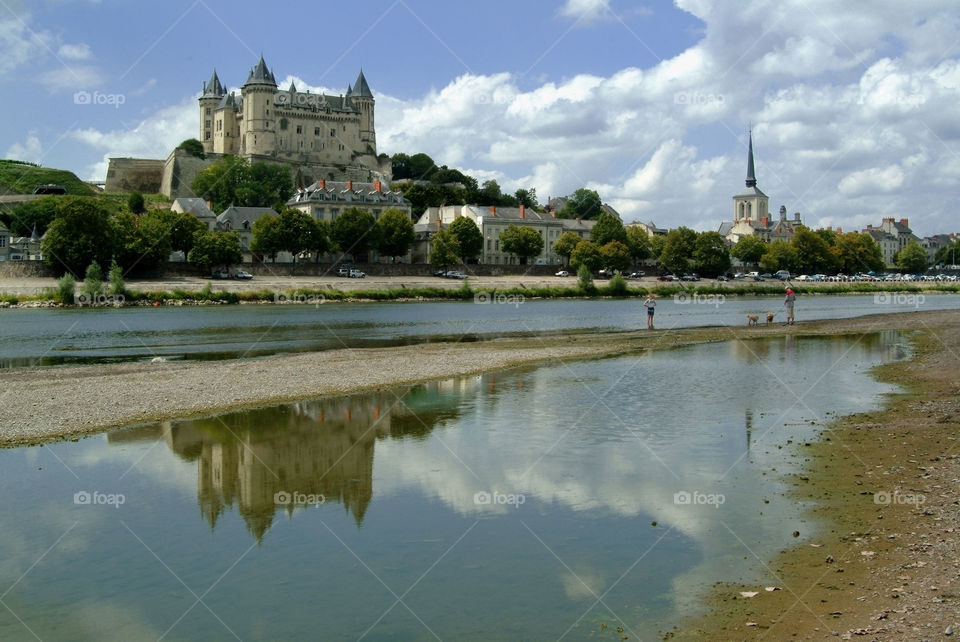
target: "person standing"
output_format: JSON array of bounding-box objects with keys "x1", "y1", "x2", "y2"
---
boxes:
[
  {"x1": 643, "y1": 293, "x2": 657, "y2": 329},
  {"x1": 784, "y1": 287, "x2": 796, "y2": 325}
]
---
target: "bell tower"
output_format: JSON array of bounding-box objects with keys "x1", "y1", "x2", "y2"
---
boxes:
[{"x1": 732, "y1": 131, "x2": 768, "y2": 223}]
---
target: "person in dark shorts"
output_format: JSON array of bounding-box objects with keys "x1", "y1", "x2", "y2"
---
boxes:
[{"x1": 643, "y1": 294, "x2": 656, "y2": 329}]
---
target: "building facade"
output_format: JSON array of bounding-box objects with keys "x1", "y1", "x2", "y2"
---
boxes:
[{"x1": 287, "y1": 179, "x2": 411, "y2": 223}]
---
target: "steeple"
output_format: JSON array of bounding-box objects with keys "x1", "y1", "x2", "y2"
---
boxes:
[
  {"x1": 203, "y1": 69, "x2": 225, "y2": 97},
  {"x1": 352, "y1": 69, "x2": 373, "y2": 98},
  {"x1": 745, "y1": 130, "x2": 757, "y2": 188}
]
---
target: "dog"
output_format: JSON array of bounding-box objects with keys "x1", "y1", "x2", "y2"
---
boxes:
[
  {"x1": 766, "y1": 312, "x2": 775, "y2": 324},
  {"x1": 747, "y1": 315, "x2": 759, "y2": 326}
]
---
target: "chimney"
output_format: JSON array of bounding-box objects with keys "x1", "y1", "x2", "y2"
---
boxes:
[
  {"x1": 347, "y1": 180, "x2": 353, "y2": 191},
  {"x1": 490, "y1": 205, "x2": 496, "y2": 216},
  {"x1": 761, "y1": 216, "x2": 768, "y2": 227},
  {"x1": 319, "y1": 179, "x2": 326, "y2": 189},
  {"x1": 837, "y1": 227, "x2": 842, "y2": 233},
  {"x1": 519, "y1": 204, "x2": 525, "y2": 219},
  {"x1": 206, "y1": 200, "x2": 213, "y2": 211},
  {"x1": 900, "y1": 218, "x2": 909, "y2": 227},
  {"x1": 373, "y1": 180, "x2": 381, "y2": 192}
]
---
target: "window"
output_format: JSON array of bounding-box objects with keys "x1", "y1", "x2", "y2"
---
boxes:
[
  {"x1": 296, "y1": 125, "x2": 302, "y2": 134},
  {"x1": 204, "y1": 132, "x2": 210, "y2": 140},
  {"x1": 0, "y1": 236, "x2": 6, "y2": 248},
  {"x1": 487, "y1": 239, "x2": 491, "y2": 250},
  {"x1": 205, "y1": 120, "x2": 210, "y2": 130},
  {"x1": 330, "y1": 128, "x2": 335, "y2": 137},
  {"x1": 279, "y1": 118, "x2": 288, "y2": 130},
  {"x1": 314, "y1": 127, "x2": 320, "y2": 136},
  {"x1": 331, "y1": 208, "x2": 339, "y2": 220},
  {"x1": 495, "y1": 240, "x2": 499, "y2": 251},
  {"x1": 205, "y1": 108, "x2": 211, "y2": 115}
]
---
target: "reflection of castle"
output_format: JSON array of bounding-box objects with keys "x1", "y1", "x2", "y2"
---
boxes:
[{"x1": 109, "y1": 378, "x2": 482, "y2": 541}]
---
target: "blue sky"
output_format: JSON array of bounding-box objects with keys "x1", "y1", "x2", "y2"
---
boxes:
[{"x1": 2, "y1": 0, "x2": 959, "y2": 236}]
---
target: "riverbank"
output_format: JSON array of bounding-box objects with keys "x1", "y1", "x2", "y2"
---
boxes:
[{"x1": 677, "y1": 310, "x2": 960, "y2": 641}]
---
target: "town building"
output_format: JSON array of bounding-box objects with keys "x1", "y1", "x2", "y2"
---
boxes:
[
  {"x1": 922, "y1": 233, "x2": 957, "y2": 265},
  {"x1": 862, "y1": 218, "x2": 920, "y2": 267},
  {"x1": 171, "y1": 198, "x2": 217, "y2": 230},
  {"x1": 287, "y1": 179, "x2": 411, "y2": 223},
  {"x1": 0, "y1": 222, "x2": 9, "y2": 261},
  {"x1": 214, "y1": 205, "x2": 279, "y2": 261}
]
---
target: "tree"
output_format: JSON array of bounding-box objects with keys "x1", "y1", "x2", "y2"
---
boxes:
[
  {"x1": 127, "y1": 192, "x2": 146, "y2": 215},
  {"x1": 177, "y1": 138, "x2": 206, "y2": 159},
  {"x1": 4, "y1": 195, "x2": 59, "y2": 236},
  {"x1": 376, "y1": 208, "x2": 415, "y2": 262},
  {"x1": 791, "y1": 227, "x2": 835, "y2": 274},
  {"x1": 331, "y1": 207, "x2": 381, "y2": 259},
  {"x1": 477, "y1": 180, "x2": 502, "y2": 205},
  {"x1": 391, "y1": 153, "x2": 413, "y2": 180},
  {"x1": 832, "y1": 232, "x2": 885, "y2": 274},
  {"x1": 408, "y1": 153, "x2": 438, "y2": 180},
  {"x1": 934, "y1": 238, "x2": 960, "y2": 266},
  {"x1": 570, "y1": 240, "x2": 603, "y2": 272},
  {"x1": 730, "y1": 235, "x2": 767, "y2": 266},
  {"x1": 659, "y1": 227, "x2": 697, "y2": 274},
  {"x1": 552, "y1": 231, "x2": 582, "y2": 266},
  {"x1": 625, "y1": 226, "x2": 651, "y2": 266},
  {"x1": 600, "y1": 240, "x2": 631, "y2": 273},
  {"x1": 499, "y1": 224, "x2": 544, "y2": 264},
  {"x1": 692, "y1": 231, "x2": 731, "y2": 277},
  {"x1": 514, "y1": 188, "x2": 538, "y2": 209},
  {"x1": 429, "y1": 229, "x2": 461, "y2": 270},
  {"x1": 191, "y1": 155, "x2": 293, "y2": 212},
  {"x1": 896, "y1": 240, "x2": 929, "y2": 273},
  {"x1": 81, "y1": 261, "x2": 103, "y2": 299},
  {"x1": 251, "y1": 214, "x2": 283, "y2": 262},
  {"x1": 111, "y1": 210, "x2": 171, "y2": 273},
  {"x1": 760, "y1": 240, "x2": 799, "y2": 272},
  {"x1": 189, "y1": 230, "x2": 242, "y2": 273},
  {"x1": 275, "y1": 209, "x2": 319, "y2": 263},
  {"x1": 305, "y1": 219, "x2": 331, "y2": 263},
  {"x1": 108, "y1": 259, "x2": 126, "y2": 296},
  {"x1": 155, "y1": 209, "x2": 207, "y2": 256},
  {"x1": 559, "y1": 188, "x2": 603, "y2": 219},
  {"x1": 41, "y1": 197, "x2": 114, "y2": 275},
  {"x1": 590, "y1": 211, "x2": 627, "y2": 246},
  {"x1": 448, "y1": 216, "x2": 483, "y2": 262}
]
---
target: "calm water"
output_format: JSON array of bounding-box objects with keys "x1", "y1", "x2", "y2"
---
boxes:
[
  {"x1": 0, "y1": 331, "x2": 907, "y2": 640},
  {"x1": 0, "y1": 293, "x2": 955, "y2": 367}
]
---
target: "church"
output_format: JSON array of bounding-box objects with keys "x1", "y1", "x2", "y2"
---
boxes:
[{"x1": 720, "y1": 132, "x2": 802, "y2": 244}]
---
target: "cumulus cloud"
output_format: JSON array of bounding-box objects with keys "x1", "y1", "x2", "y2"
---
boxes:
[
  {"x1": 57, "y1": 42, "x2": 92, "y2": 60},
  {"x1": 5, "y1": 132, "x2": 44, "y2": 164},
  {"x1": 837, "y1": 164, "x2": 905, "y2": 197}
]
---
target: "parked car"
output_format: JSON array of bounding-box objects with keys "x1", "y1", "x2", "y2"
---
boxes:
[
  {"x1": 657, "y1": 274, "x2": 679, "y2": 281},
  {"x1": 733, "y1": 272, "x2": 747, "y2": 279},
  {"x1": 444, "y1": 270, "x2": 468, "y2": 279},
  {"x1": 555, "y1": 270, "x2": 570, "y2": 277},
  {"x1": 681, "y1": 273, "x2": 700, "y2": 281},
  {"x1": 716, "y1": 275, "x2": 729, "y2": 281},
  {"x1": 774, "y1": 270, "x2": 792, "y2": 280},
  {"x1": 753, "y1": 275, "x2": 766, "y2": 281},
  {"x1": 211, "y1": 269, "x2": 230, "y2": 279},
  {"x1": 234, "y1": 269, "x2": 253, "y2": 280},
  {"x1": 795, "y1": 274, "x2": 811, "y2": 281},
  {"x1": 348, "y1": 269, "x2": 366, "y2": 278},
  {"x1": 812, "y1": 274, "x2": 825, "y2": 281},
  {"x1": 337, "y1": 267, "x2": 351, "y2": 277},
  {"x1": 628, "y1": 271, "x2": 645, "y2": 279}
]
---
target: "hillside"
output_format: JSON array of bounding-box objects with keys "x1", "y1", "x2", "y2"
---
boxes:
[{"x1": 0, "y1": 160, "x2": 95, "y2": 196}]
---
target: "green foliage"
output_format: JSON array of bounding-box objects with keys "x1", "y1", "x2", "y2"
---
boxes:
[
  {"x1": 111, "y1": 210, "x2": 172, "y2": 273},
  {"x1": 108, "y1": 259, "x2": 126, "y2": 296},
  {"x1": 447, "y1": 216, "x2": 483, "y2": 261},
  {"x1": 730, "y1": 235, "x2": 767, "y2": 265},
  {"x1": 376, "y1": 208, "x2": 415, "y2": 261},
  {"x1": 570, "y1": 240, "x2": 603, "y2": 272},
  {"x1": 4, "y1": 195, "x2": 59, "y2": 236},
  {"x1": 56, "y1": 274, "x2": 75, "y2": 305},
  {"x1": 41, "y1": 196, "x2": 114, "y2": 276},
  {"x1": 177, "y1": 138, "x2": 206, "y2": 159},
  {"x1": 933, "y1": 238, "x2": 960, "y2": 266},
  {"x1": 590, "y1": 211, "x2": 627, "y2": 246},
  {"x1": 392, "y1": 152, "x2": 437, "y2": 181},
  {"x1": 127, "y1": 192, "x2": 146, "y2": 214},
  {"x1": 81, "y1": 261, "x2": 104, "y2": 299},
  {"x1": 649, "y1": 235, "x2": 666, "y2": 262},
  {"x1": 791, "y1": 227, "x2": 836, "y2": 274},
  {"x1": 832, "y1": 232, "x2": 885, "y2": 274},
  {"x1": 600, "y1": 240, "x2": 631, "y2": 273},
  {"x1": 189, "y1": 230, "x2": 242, "y2": 272},
  {"x1": 760, "y1": 240, "x2": 799, "y2": 272},
  {"x1": 429, "y1": 229, "x2": 461, "y2": 269},
  {"x1": 251, "y1": 214, "x2": 283, "y2": 261},
  {"x1": 559, "y1": 188, "x2": 603, "y2": 220},
  {"x1": 514, "y1": 188, "x2": 538, "y2": 209},
  {"x1": 275, "y1": 209, "x2": 320, "y2": 262},
  {"x1": 896, "y1": 240, "x2": 929, "y2": 273},
  {"x1": 499, "y1": 224, "x2": 544, "y2": 263},
  {"x1": 331, "y1": 207, "x2": 381, "y2": 259},
  {"x1": 577, "y1": 263, "x2": 596, "y2": 293},
  {"x1": 552, "y1": 231, "x2": 582, "y2": 265},
  {"x1": 155, "y1": 209, "x2": 207, "y2": 256},
  {"x1": 605, "y1": 273, "x2": 629, "y2": 296},
  {"x1": 692, "y1": 231, "x2": 731, "y2": 277},
  {"x1": 0, "y1": 159, "x2": 95, "y2": 196},
  {"x1": 191, "y1": 155, "x2": 293, "y2": 212},
  {"x1": 659, "y1": 227, "x2": 697, "y2": 274},
  {"x1": 625, "y1": 226, "x2": 651, "y2": 265}
]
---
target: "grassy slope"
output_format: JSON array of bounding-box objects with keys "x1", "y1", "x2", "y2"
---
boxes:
[{"x1": 0, "y1": 160, "x2": 95, "y2": 196}]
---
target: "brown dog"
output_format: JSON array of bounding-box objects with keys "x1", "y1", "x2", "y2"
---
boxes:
[
  {"x1": 747, "y1": 315, "x2": 759, "y2": 326},
  {"x1": 766, "y1": 312, "x2": 775, "y2": 324}
]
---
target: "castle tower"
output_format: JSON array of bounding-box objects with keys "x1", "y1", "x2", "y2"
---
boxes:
[
  {"x1": 732, "y1": 131, "x2": 768, "y2": 223},
  {"x1": 213, "y1": 92, "x2": 240, "y2": 155},
  {"x1": 351, "y1": 70, "x2": 376, "y2": 153},
  {"x1": 241, "y1": 56, "x2": 278, "y2": 157},
  {"x1": 199, "y1": 69, "x2": 226, "y2": 154}
]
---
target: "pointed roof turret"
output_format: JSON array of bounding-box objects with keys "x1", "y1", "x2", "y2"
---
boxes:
[
  {"x1": 288, "y1": 80, "x2": 297, "y2": 93},
  {"x1": 745, "y1": 130, "x2": 757, "y2": 188},
  {"x1": 352, "y1": 70, "x2": 373, "y2": 98},
  {"x1": 243, "y1": 55, "x2": 277, "y2": 87},
  {"x1": 202, "y1": 69, "x2": 225, "y2": 97}
]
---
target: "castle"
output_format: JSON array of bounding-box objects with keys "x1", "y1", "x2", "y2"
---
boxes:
[{"x1": 106, "y1": 56, "x2": 389, "y2": 198}]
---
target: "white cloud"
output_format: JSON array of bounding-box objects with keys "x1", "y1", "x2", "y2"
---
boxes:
[
  {"x1": 0, "y1": 15, "x2": 55, "y2": 75},
  {"x1": 837, "y1": 165, "x2": 905, "y2": 197},
  {"x1": 5, "y1": 132, "x2": 44, "y2": 163},
  {"x1": 559, "y1": 0, "x2": 611, "y2": 22},
  {"x1": 57, "y1": 42, "x2": 92, "y2": 60}
]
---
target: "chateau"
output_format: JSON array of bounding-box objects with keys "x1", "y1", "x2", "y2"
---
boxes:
[{"x1": 106, "y1": 57, "x2": 389, "y2": 198}]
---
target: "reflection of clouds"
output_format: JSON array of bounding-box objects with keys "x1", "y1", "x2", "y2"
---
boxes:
[
  {"x1": 561, "y1": 566, "x2": 605, "y2": 601},
  {"x1": 75, "y1": 601, "x2": 162, "y2": 641}
]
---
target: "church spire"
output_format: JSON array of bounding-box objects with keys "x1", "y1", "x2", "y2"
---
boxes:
[{"x1": 745, "y1": 130, "x2": 757, "y2": 188}]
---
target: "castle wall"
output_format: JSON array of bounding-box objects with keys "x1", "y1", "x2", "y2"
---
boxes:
[
  {"x1": 160, "y1": 150, "x2": 217, "y2": 199},
  {"x1": 104, "y1": 158, "x2": 166, "y2": 193}
]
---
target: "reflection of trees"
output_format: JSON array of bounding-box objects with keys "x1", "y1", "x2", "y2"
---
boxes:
[{"x1": 109, "y1": 378, "x2": 480, "y2": 541}]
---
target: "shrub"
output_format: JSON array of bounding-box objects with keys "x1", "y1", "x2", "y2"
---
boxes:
[
  {"x1": 108, "y1": 259, "x2": 126, "y2": 296},
  {"x1": 606, "y1": 273, "x2": 629, "y2": 296},
  {"x1": 56, "y1": 274, "x2": 76, "y2": 305},
  {"x1": 81, "y1": 262, "x2": 103, "y2": 300},
  {"x1": 577, "y1": 264, "x2": 596, "y2": 294}
]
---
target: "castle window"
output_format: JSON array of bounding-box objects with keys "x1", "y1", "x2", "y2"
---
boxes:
[
  {"x1": 279, "y1": 118, "x2": 288, "y2": 130},
  {"x1": 205, "y1": 108, "x2": 211, "y2": 115},
  {"x1": 331, "y1": 208, "x2": 339, "y2": 220},
  {"x1": 205, "y1": 120, "x2": 210, "y2": 129},
  {"x1": 296, "y1": 125, "x2": 302, "y2": 134},
  {"x1": 204, "y1": 132, "x2": 210, "y2": 140},
  {"x1": 314, "y1": 127, "x2": 320, "y2": 136},
  {"x1": 330, "y1": 128, "x2": 335, "y2": 137}
]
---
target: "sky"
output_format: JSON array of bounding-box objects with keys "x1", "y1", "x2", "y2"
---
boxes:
[{"x1": 2, "y1": 0, "x2": 959, "y2": 237}]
